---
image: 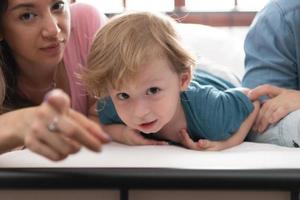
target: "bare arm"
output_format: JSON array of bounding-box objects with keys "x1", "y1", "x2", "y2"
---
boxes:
[
  {"x1": 211, "y1": 100, "x2": 260, "y2": 150},
  {"x1": 103, "y1": 124, "x2": 167, "y2": 146},
  {"x1": 0, "y1": 107, "x2": 36, "y2": 153},
  {"x1": 179, "y1": 101, "x2": 260, "y2": 151}
]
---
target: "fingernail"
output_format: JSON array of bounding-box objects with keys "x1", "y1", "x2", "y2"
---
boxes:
[
  {"x1": 102, "y1": 133, "x2": 111, "y2": 142},
  {"x1": 253, "y1": 125, "x2": 257, "y2": 131},
  {"x1": 43, "y1": 89, "x2": 59, "y2": 102},
  {"x1": 43, "y1": 91, "x2": 52, "y2": 102},
  {"x1": 247, "y1": 90, "x2": 252, "y2": 97},
  {"x1": 258, "y1": 127, "x2": 263, "y2": 133}
]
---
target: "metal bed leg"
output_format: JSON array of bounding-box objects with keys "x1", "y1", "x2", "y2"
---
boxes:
[
  {"x1": 291, "y1": 190, "x2": 299, "y2": 200},
  {"x1": 120, "y1": 189, "x2": 128, "y2": 200}
]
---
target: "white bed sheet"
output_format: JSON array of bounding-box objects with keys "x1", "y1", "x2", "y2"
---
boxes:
[{"x1": 0, "y1": 142, "x2": 299, "y2": 169}]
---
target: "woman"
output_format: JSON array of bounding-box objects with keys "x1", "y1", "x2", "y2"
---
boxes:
[{"x1": 0, "y1": 0, "x2": 110, "y2": 160}]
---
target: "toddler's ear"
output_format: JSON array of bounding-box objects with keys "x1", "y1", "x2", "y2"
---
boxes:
[{"x1": 179, "y1": 69, "x2": 191, "y2": 91}]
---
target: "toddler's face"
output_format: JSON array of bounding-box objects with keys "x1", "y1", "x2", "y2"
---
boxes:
[{"x1": 109, "y1": 57, "x2": 190, "y2": 134}]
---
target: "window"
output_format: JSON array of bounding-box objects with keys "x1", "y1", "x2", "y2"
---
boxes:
[
  {"x1": 126, "y1": 0, "x2": 174, "y2": 12},
  {"x1": 75, "y1": 0, "x2": 267, "y2": 26},
  {"x1": 76, "y1": 0, "x2": 268, "y2": 13},
  {"x1": 76, "y1": 0, "x2": 124, "y2": 13},
  {"x1": 237, "y1": 0, "x2": 269, "y2": 11},
  {"x1": 186, "y1": 0, "x2": 234, "y2": 12},
  {"x1": 185, "y1": 0, "x2": 268, "y2": 12}
]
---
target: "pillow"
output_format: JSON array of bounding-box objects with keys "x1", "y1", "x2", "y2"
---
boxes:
[
  {"x1": 176, "y1": 23, "x2": 247, "y2": 85},
  {"x1": 194, "y1": 56, "x2": 241, "y2": 87}
]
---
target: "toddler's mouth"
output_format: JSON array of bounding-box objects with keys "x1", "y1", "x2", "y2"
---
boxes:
[{"x1": 139, "y1": 119, "x2": 158, "y2": 131}]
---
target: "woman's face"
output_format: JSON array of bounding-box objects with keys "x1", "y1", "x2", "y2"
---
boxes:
[{"x1": 1, "y1": 0, "x2": 71, "y2": 69}]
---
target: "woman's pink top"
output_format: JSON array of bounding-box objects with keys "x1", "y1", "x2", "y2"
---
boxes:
[{"x1": 63, "y1": 3, "x2": 106, "y2": 115}]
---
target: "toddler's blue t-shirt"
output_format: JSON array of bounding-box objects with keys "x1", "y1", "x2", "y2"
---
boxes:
[{"x1": 97, "y1": 69, "x2": 253, "y2": 141}]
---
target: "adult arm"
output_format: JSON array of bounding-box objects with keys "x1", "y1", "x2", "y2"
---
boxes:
[
  {"x1": 0, "y1": 90, "x2": 110, "y2": 160},
  {"x1": 242, "y1": 1, "x2": 300, "y2": 132},
  {"x1": 0, "y1": 108, "x2": 34, "y2": 154},
  {"x1": 242, "y1": 1, "x2": 299, "y2": 89}
]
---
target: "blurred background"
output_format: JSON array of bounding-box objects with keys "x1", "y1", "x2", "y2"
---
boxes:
[
  {"x1": 72, "y1": 0, "x2": 270, "y2": 77},
  {"x1": 74, "y1": 0, "x2": 268, "y2": 26}
]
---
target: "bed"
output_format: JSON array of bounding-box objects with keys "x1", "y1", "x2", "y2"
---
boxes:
[{"x1": 0, "y1": 24, "x2": 299, "y2": 200}]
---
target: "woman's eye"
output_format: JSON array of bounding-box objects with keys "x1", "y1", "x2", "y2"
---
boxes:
[
  {"x1": 117, "y1": 93, "x2": 130, "y2": 100},
  {"x1": 52, "y1": 1, "x2": 65, "y2": 12},
  {"x1": 146, "y1": 87, "x2": 161, "y2": 95},
  {"x1": 19, "y1": 12, "x2": 36, "y2": 22}
]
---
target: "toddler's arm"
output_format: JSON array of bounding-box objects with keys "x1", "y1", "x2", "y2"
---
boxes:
[
  {"x1": 208, "y1": 100, "x2": 260, "y2": 150},
  {"x1": 103, "y1": 124, "x2": 167, "y2": 146},
  {"x1": 179, "y1": 101, "x2": 260, "y2": 151}
]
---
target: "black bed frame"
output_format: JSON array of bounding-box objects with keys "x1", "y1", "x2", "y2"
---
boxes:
[{"x1": 0, "y1": 168, "x2": 299, "y2": 200}]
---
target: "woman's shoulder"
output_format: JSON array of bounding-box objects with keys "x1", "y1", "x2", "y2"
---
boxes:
[
  {"x1": 65, "y1": 2, "x2": 107, "y2": 60},
  {"x1": 70, "y1": 2, "x2": 107, "y2": 29},
  {"x1": 70, "y1": 2, "x2": 99, "y2": 16}
]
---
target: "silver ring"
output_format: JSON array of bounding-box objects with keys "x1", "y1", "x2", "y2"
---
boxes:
[{"x1": 47, "y1": 116, "x2": 59, "y2": 132}]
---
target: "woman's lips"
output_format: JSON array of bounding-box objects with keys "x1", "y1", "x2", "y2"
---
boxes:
[{"x1": 40, "y1": 42, "x2": 62, "y2": 56}]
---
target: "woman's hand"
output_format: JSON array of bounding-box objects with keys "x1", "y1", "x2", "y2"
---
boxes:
[
  {"x1": 248, "y1": 84, "x2": 300, "y2": 133},
  {"x1": 24, "y1": 89, "x2": 110, "y2": 161}
]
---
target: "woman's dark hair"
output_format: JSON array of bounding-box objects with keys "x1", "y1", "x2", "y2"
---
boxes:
[{"x1": 0, "y1": 0, "x2": 34, "y2": 113}]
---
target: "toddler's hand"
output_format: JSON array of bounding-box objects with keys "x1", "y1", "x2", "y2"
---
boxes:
[
  {"x1": 121, "y1": 127, "x2": 168, "y2": 146},
  {"x1": 179, "y1": 129, "x2": 229, "y2": 151}
]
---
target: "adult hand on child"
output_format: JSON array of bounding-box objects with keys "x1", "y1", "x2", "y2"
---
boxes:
[
  {"x1": 248, "y1": 84, "x2": 300, "y2": 133},
  {"x1": 24, "y1": 89, "x2": 110, "y2": 161}
]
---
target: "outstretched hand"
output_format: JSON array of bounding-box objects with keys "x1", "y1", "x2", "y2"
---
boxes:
[
  {"x1": 24, "y1": 89, "x2": 110, "y2": 161},
  {"x1": 248, "y1": 84, "x2": 300, "y2": 133}
]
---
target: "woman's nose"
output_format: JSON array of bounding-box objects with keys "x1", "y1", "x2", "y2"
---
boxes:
[{"x1": 41, "y1": 13, "x2": 61, "y2": 39}]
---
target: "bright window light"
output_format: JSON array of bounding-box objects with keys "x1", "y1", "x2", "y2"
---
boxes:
[
  {"x1": 186, "y1": 0, "x2": 235, "y2": 11},
  {"x1": 76, "y1": 0, "x2": 269, "y2": 13},
  {"x1": 76, "y1": 0, "x2": 123, "y2": 13},
  {"x1": 237, "y1": 0, "x2": 269, "y2": 11},
  {"x1": 126, "y1": 0, "x2": 174, "y2": 12},
  {"x1": 185, "y1": 0, "x2": 268, "y2": 12}
]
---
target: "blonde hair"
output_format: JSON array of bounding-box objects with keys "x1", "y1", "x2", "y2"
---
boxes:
[{"x1": 81, "y1": 11, "x2": 195, "y2": 99}]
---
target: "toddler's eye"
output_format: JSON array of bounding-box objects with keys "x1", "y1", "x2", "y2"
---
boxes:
[
  {"x1": 146, "y1": 87, "x2": 161, "y2": 95},
  {"x1": 117, "y1": 93, "x2": 130, "y2": 100}
]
